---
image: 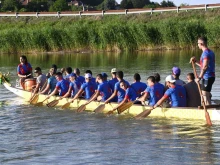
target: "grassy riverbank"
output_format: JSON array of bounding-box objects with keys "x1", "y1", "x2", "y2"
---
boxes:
[{"x1": 0, "y1": 9, "x2": 220, "y2": 53}]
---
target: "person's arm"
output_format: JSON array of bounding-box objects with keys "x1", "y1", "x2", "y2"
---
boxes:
[
  {"x1": 60, "y1": 86, "x2": 72, "y2": 99},
  {"x1": 40, "y1": 84, "x2": 50, "y2": 94},
  {"x1": 190, "y1": 56, "x2": 201, "y2": 67},
  {"x1": 111, "y1": 97, "x2": 127, "y2": 111},
  {"x1": 138, "y1": 92, "x2": 149, "y2": 102},
  {"x1": 46, "y1": 88, "x2": 59, "y2": 99},
  {"x1": 152, "y1": 96, "x2": 167, "y2": 109},
  {"x1": 104, "y1": 90, "x2": 117, "y2": 104},
  {"x1": 84, "y1": 90, "x2": 99, "y2": 105},
  {"x1": 69, "y1": 88, "x2": 84, "y2": 103}
]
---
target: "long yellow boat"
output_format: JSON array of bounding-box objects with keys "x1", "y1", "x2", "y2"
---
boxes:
[{"x1": 1, "y1": 72, "x2": 220, "y2": 122}]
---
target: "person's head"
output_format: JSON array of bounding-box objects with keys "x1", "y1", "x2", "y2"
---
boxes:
[
  {"x1": 165, "y1": 75, "x2": 176, "y2": 87},
  {"x1": 74, "y1": 68, "x2": 80, "y2": 76},
  {"x1": 65, "y1": 67, "x2": 72, "y2": 75},
  {"x1": 34, "y1": 67, "x2": 42, "y2": 76},
  {"x1": 101, "y1": 72, "x2": 108, "y2": 81},
  {"x1": 55, "y1": 72, "x2": 63, "y2": 80},
  {"x1": 111, "y1": 68, "x2": 117, "y2": 78},
  {"x1": 51, "y1": 64, "x2": 57, "y2": 73},
  {"x1": 172, "y1": 66, "x2": 181, "y2": 79},
  {"x1": 147, "y1": 76, "x2": 155, "y2": 86},
  {"x1": 133, "y1": 73, "x2": 141, "y2": 82},
  {"x1": 120, "y1": 81, "x2": 128, "y2": 90},
  {"x1": 69, "y1": 73, "x2": 77, "y2": 82},
  {"x1": 49, "y1": 68, "x2": 56, "y2": 76},
  {"x1": 60, "y1": 68, "x2": 66, "y2": 75},
  {"x1": 96, "y1": 74, "x2": 103, "y2": 84},
  {"x1": 187, "y1": 73, "x2": 195, "y2": 82},
  {"x1": 20, "y1": 55, "x2": 28, "y2": 64},
  {"x1": 154, "y1": 73, "x2": 161, "y2": 83},
  {"x1": 85, "y1": 73, "x2": 92, "y2": 82},
  {"x1": 85, "y1": 70, "x2": 92, "y2": 76},
  {"x1": 198, "y1": 36, "x2": 208, "y2": 49},
  {"x1": 116, "y1": 71, "x2": 123, "y2": 81}
]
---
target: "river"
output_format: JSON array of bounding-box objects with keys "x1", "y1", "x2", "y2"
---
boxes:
[{"x1": 0, "y1": 49, "x2": 220, "y2": 164}]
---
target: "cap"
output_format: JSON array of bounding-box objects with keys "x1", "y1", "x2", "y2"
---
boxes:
[
  {"x1": 111, "y1": 68, "x2": 117, "y2": 73},
  {"x1": 85, "y1": 73, "x2": 92, "y2": 79},
  {"x1": 34, "y1": 67, "x2": 41, "y2": 73},
  {"x1": 101, "y1": 72, "x2": 108, "y2": 77},
  {"x1": 165, "y1": 75, "x2": 176, "y2": 83},
  {"x1": 172, "y1": 66, "x2": 181, "y2": 75},
  {"x1": 69, "y1": 73, "x2": 77, "y2": 77}
]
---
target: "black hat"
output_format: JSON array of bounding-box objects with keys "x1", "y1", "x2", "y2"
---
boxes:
[{"x1": 34, "y1": 67, "x2": 41, "y2": 73}]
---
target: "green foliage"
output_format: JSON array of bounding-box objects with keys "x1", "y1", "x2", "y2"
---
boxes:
[
  {"x1": 49, "y1": 0, "x2": 69, "y2": 12},
  {"x1": 160, "y1": 0, "x2": 176, "y2": 7},
  {"x1": 1, "y1": 0, "x2": 21, "y2": 12},
  {"x1": 120, "y1": 0, "x2": 134, "y2": 9},
  {"x1": 131, "y1": 0, "x2": 150, "y2": 8},
  {"x1": 97, "y1": 0, "x2": 116, "y2": 10}
]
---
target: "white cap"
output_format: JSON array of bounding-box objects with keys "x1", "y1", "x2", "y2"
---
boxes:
[
  {"x1": 85, "y1": 73, "x2": 92, "y2": 79},
  {"x1": 111, "y1": 68, "x2": 117, "y2": 73},
  {"x1": 165, "y1": 75, "x2": 176, "y2": 83}
]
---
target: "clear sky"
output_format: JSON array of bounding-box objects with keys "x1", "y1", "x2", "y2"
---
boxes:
[{"x1": 116, "y1": 0, "x2": 220, "y2": 6}]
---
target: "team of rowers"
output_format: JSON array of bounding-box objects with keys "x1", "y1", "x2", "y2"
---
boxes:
[{"x1": 17, "y1": 36, "x2": 215, "y2": 111}]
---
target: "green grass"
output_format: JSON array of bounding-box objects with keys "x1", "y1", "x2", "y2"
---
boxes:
[{"x1": 0, "y1": 9, "x2": 220, "y2": 53}]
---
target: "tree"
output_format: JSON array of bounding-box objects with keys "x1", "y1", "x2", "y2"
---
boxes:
[
  {"x1": 26, "y1": 0, "x2": 49, "y2": 12},
  {"x1": 97, "y1": 0, "x2": 116, "y2": 10},
  {"x1": 81, "y1": 0, "x2": 103, "y2": 6},
  {"x1": 144, "y1": 2, "x2": 160, "y2": 8},
  {"x1": 160, "y1": 0, "x2": 176, "y2": 7},
  {"x1": 49, "y1": 0, "x2": 69, "y2": 11},
  {"x1": 1, "y1": 0, "x2": 21, "y2": 12},
  {"x1": 120, "y1": 0, "x2": 133, "y2": 9},
  {"x1": 180, "y1": 3, "x2": 189, "y2": 6},
  {"x1": 131, "y1": 0, "x2": 150, "y2": 8}
]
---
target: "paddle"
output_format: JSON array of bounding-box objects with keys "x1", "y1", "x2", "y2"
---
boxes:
[
  {"x1": 117, "y1": 101, "x2": 134, "y2": 114},
  {"x1": 135, "y1": 108, "x2": 154, "y2": 120},
  {"x1": 46, "y1": 99, "x2": 59, "y2": 107},
  {"x1": 34, "y1": 98, "x2": 48, "y2": 106},
  {"x1": 94, "y1": 104, "x2": 105, "y2": 113},
  {"x1": 61, "y1": 102, "x2": 71, "y2": 109},
  {"x1": 191, "y1": 61, "x2": 212, "y2": 126},
  {"x1": 77, "y1": 104, "x2": 86, "y2": 112}
]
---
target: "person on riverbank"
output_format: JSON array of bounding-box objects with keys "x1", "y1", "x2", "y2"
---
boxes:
[
  {"x1": 84, "y1": 74, "x2": 112, "y2": 105},
  {"x1": 137, "y1": 76, "x2": 163, "y2": 106},
  {"x1": 70, "y1": 73, "x2": 96, "y2": 102},
  {"x1": 184, "y1": 73, "x2": 201, "y2": 107},
  {"x1": 17, "y1": 55, "x2": 32, "y2": 86},
  {"x1": 131, "y1": 73, "x2": 147, "y2": 98},
  {"x1": 74, "y1": 68, "x2": 85, "y2": 84},
  {"x1": 41, "y1": 68, "x2": 57, "y2": 94},
  {"x1": 46, "y1": 72, "x2": 70, "y2": 99},
  {"x1": 190, "y1": 36, "x2": 215, "y2": 105},
  {"x1": 104, "y1": 71, "x2": 130, "y2": 103},
  {"x1": 108, "y1": 68, "x2": 118, "y2": 102},
  {"x1": 151, "y1": 75, "x2": 186, "y2": 108},
  {"x1": 172, "y1": 66, "x2": 186, "y2": 86},
  {"x1": 30, "y1": 67, "x2": 47, "y2": 100}
]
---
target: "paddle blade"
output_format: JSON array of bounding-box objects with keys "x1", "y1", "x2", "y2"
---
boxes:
[
  {"x1": 30, "y1": 94, "x2": 39, "y2": 105},
  {"x1": 47, "y1": 100, "x2": 59, "y2": 107},
  {"x1": 34, "y1": 102, "x2": 44, "y2": 107},
  {"x1": 106, "y1": 110, "x2": 114, "y2": 115},
  {"x1": 117, "y1": 101, "x2": 133, "y2": 114},
  {"x1": 135, "y1": 109, "x2": 152, "y2": 120},
  {"x1": 77, "y1": 104, "x2": 86, "y2": 112},
  {"x1": 205, "y1": 111, "x2": 212, "y2": 126},
  {"x1": 61, "y1": 102, "x2": 71, "y2": 109},
  {"x1": 94, "y1": 104, "x2": 105, "y2": 113}
]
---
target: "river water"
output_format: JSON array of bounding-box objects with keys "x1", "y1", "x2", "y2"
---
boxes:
[{"x1": 0, "y1": 50, "x2": 220, "y2": 164}]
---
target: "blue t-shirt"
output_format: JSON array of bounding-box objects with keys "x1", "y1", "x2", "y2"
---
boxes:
[
  {"x1": 69, "y1": 80, "x2": 81, "y2": 97},
  {"x1": 17, "y1": 63, "x2": 32, "y2": 75},
  {"x1": 81, "y1": 81, "x2": 96, "y2": 100},
  {"x1": 77, "y1": 76, "x2": 85, "y2": 84},
  {"x1": 65, "y1": 74, "x2": 71, "y2": 81},
  {"x1": 164, "y1": 85, "x2": 186, "y2": 107},
  {"x1": 155, "y1": 83, "x2": 165, "y2": 94},
  {"x1": 200, "y1": 49, "x2": 215, "y2": 79},
  {"x1": 125, "y1": 87, "x2": 137, "y2": 101},
  {"x1": 56, "y1": 79, "x2": 70, "y2": 96},
  {"x1": 131, "y1": 81, "x2": 147, "y2": 97},
  {"x1": 145, "y1": 84, "x2": 164, "y2": 106},
  {"x1": 114, "y1": 80, "x2": 130, "y2": 103},
  {"x1": 108, "y1": 78, "x2": 118, "y2": 102},
  {"x1": 97, "y1": 81, "x2": 112, "y2": 101},
  {"x1": 48, "y1": 76, "x2": 57, "y2": 93}
]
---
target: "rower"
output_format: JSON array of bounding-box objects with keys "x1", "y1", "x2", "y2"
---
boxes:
[
  {"x1": 74, "y1": 68, "x2": 85, "y2": 84},
  {"x1": 172, "y1": 66, "x2": 186, "y2": 86},
  {"x1": 131, "y1": 73, "x2": 147, "y2": 97},
  {"x1": 83, "y1": 74, "x2": 112, "y2": 105},
  {"x1": 46, "y1": 72, "x2": 70, "y2": 99},
  {"x1": 70, "y1": 73, "x2": 96, "y2": 102},
  {"x1": 138, "y1": 76, "x2": 164, "y2": 106},
  {"x1": 107, "y1": 68, "x2": 118, "y2": 102},
  {"x1": 154, "y1": 73, "x2": 165, "y2": 94},
  {"x1": 17, "y1": 55, "x2": 32, "y2": 87},
  {"x1": 30, "y1": 67, "x2": 47, "y2": 100},
  {"x1": 46, "y1": 64, "x2": 57, "y2": 78},
  {"x1": 85, "y1": 70, "x2": 97, "y2": 88},
  {"x1": 110, "y1": 81, "x2": 137, "y2": 112},
  {"x1": 104, "y1": 71, "x2": 130, "y2": 104},
  {"x1": 41, "y1": 67, "x2": 58, "y2": 94},
  {"x1": 184, "y1": 73, "x2": 201, "y2": 107},
  {"x1": 152, "y1": 75, "x2": 186, "y2": 108},
  {"x1": 65, "y1": 67, "x2": 73, "y2": 81}
]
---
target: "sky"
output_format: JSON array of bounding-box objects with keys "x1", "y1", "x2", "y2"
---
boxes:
[{"x1": 116, "y1": 0, "x2": 220, "y2": 6}]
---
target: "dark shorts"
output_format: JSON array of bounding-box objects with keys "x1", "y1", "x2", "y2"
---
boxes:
[{"x1": 201, "y1": 77, "x2": 215, "y2": 92}]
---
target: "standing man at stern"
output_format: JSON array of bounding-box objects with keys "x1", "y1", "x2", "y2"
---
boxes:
[{"x1": 190, "y1": 36, "x2": 215, "y2": 105}]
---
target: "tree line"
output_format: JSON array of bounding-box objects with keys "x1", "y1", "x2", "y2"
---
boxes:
[{"x1": 0, "y1": 0, "x2": 177, "y2": 12}]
